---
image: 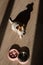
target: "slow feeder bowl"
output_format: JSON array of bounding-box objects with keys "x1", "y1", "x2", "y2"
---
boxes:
[{"x1": 8, "y1": 49, "x2": 19, "y2": 61}]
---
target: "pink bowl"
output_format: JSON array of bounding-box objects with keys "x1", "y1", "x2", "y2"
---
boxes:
[
  {"x1": 7, "y1": 49, "x2": 19, "y2": 61},
  {"x1": 18, "y1": 59, "x2": 29, "y2": 64}
]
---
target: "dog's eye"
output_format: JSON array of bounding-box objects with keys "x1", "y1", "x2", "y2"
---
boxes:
[{"x1": 16, "y1": 26, "x2": 19, "y2": 29}]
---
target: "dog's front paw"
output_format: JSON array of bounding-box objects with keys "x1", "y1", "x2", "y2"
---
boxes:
[{"x1": 19, "y1": 35, "x2": 23, "y2": 39}]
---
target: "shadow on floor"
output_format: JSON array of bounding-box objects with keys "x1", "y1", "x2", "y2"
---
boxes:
[
  {"x1": 31, "y1": 0, "x2": 43, "y2": 65},
  {"x1": 10, "y1": 2, "x2": 34, "y2": 32},
  {"x1": 9, "y1": 44, "x2": 21, "y2": 52},
  {"x1": 0, "y1": 0, "x2": 15, "y2": 48}
]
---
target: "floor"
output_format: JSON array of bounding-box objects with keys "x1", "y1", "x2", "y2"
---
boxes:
[{"x1": 0, "y1": 0, "x2": 39, "y2": 65}]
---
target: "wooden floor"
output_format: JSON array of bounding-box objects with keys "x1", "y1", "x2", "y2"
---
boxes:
[{"x1": 0, "y1": 0, "x2": 39, "y2": 65}]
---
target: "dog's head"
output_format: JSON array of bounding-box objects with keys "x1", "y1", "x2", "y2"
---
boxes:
[
  {"x1": 16, "y1": 25, "x2": 24, "y2": 32},
  {"x1": 16, "y1": 25, "x2": 25, "y2": 39}
]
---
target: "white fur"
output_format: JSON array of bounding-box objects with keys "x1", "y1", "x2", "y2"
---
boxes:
[
  {"x1": 11, "y1": 23, "x2": 19, "y2": 32},
  {"x1": 17, "y1": 26, "x2": 24, "y2": 39},
  {"x1": 9, "y1": 19, "x2": 13, "y2": 24},
  {"x1": 9, "y1": 19, "x2": 24, "y2": 39},
  {"x1": 11, "y1": 23, "x2": 24, "y2": 39}
]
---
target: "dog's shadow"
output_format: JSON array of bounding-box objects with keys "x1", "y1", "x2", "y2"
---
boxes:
[{"x1": 12, "y1": 2, "x2": 34, "y2": 34}]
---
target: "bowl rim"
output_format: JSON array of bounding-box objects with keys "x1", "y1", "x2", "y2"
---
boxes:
[{"x1": 7, "y1": 49, "x2": 19, "y2": 61}]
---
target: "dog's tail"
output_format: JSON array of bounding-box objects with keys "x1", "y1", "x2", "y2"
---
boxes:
[{"x1": 9, "y1": 17, "x2": 13, "y2": 24}]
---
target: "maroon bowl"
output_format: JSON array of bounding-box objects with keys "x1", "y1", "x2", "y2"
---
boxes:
[{"x1": 7, "y1": 49, "x2": 19, "y2": 61}]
